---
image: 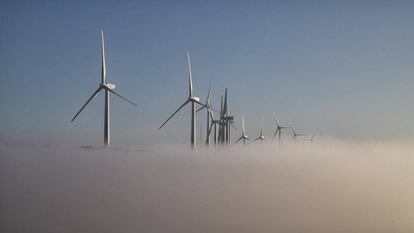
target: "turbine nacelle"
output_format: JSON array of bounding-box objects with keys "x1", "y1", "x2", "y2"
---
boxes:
[
  {"x1": 101, "y1": 83, "x2": 116, "y2": 90},
  {"x1": 190, "y1": 96, "x2": 200, "y2": 102}
]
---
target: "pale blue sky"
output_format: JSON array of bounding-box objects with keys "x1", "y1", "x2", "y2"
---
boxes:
[{"x1": 1, "y1": 0, "x2": 414, "y2": 147}]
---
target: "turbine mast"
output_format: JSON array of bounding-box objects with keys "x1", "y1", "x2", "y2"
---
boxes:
[{"x1": 104, "y1": 89, "x2": 110, "y2": 146}]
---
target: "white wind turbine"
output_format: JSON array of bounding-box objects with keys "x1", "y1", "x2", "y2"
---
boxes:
[
  {"x1": 71, "y1": 30, "x2": 138, "y2": 147},
  {"x1": 235, "y1": 114, "x2": 249, "y2": 145},
  {"x1": 159, "y1": 52, "x2": 205, "y2": 149},
  {"x1": 253, "y1": 116, "x2": 265, "y2": 143}
]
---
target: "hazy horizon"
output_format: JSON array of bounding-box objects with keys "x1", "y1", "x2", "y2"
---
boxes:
[{"x1": 2, "y1": 142, "x2": 414, "y2": 232}]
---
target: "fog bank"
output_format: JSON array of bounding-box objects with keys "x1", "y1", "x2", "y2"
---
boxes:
[{"x1": 1, "y1": 142, "x2": 414, "y2": 233}]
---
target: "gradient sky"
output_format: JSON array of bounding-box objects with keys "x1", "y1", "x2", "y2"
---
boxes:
[{"x1": 1, "y1": 0, "x2": 414, "y2": 147}]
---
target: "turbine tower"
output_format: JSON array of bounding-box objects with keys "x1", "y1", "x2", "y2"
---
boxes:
[
  {"x1": 71, "y1": 30, "x2": 138, "y2": 147},
  {"x1": 272, "y1": 113, "x2": 290, "y2": 143},
  {"x1": 235, "y1": 114, "x2": 249, "y2": 145},
  {"x1": 159, "y1": 52, "x2": 205, "y2": 149}
]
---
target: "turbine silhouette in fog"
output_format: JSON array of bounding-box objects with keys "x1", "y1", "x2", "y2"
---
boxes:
[
  {"x1": 71, "y1": 30, "x2": 138, "y2": 147},
  {"x1": 273, "y1": 113, "x2": 290, "y2": 143},
  {"x1": 291, "y1": 127, "x2": 305, "y2": 143}
]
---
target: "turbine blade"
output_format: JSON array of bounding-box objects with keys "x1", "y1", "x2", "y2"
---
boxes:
[
  {"x1": 101, "y1": 30, "x2": 106, "y2": 84},
  {"x1": 159, "y1": 100, "x2": 190, "y2": 129},
  {"x1": 234, "y1": 137, "x2": 243, "y2": 144},
  {"x1": 196, "y1": 105, "x2": 206, "y2": 113},
  {"x1": 194, "y1": 99, "x2": 208, "y2": 108},
  {"x1": 241, "y1": 114, "x2": 245, "y2": 135},
  {"x1": 71, "y1": 86, "x2": 103, "y2": 122},
  {"x1": 223, "y1": 89, "x2": 228, "y2": 116},
  {"x1": 206, "y1": 80, "x2": 213, "y2": 104},
  {"x1": 273, "y1": 112, "x2": 280, "y2": 127},
  {"x1": 187, "y1": 51, "x2": 193, "y2": 98},
  {"x1": 105, "y1": 88, "x2": 138, "y2": 106},
  {"x1": 209, "y1": 109, "x2": 214, "y2": 119},
  {"x1": 208, "y1": 120, "x2": 214, "y2": 132},
  {"x1": 220, "y1": 95, "x2": 223, "y2": 118},
  {"x1": 206, "y1": 121, "x2": 214, "y2": 144},
  {"x1": 273, "y1": 128, "x2": 279, "y2": 139}
]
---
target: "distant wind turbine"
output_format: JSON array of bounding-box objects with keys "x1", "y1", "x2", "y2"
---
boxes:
[
  {"x1": 159, "y1": 52, "x2": 205, "y2": 149},
  {"x1": 253, "y1": 117, "x2": 265, "y2": 143},
  {"x1": 235, "y1": 114, "x2": 249, "y2": 145},
  {"x1": 291, "y1": 127, "x2": 305, "y2": 143},
  {"x1": 253, "y1": 129, "x2": 265, "y2": 143},
  {"x1": 71, "y1": 30, "x2": 138, "y2": 147},
  {"x1": 272, "y1": 113, "x2": 290, "y2": 143}
]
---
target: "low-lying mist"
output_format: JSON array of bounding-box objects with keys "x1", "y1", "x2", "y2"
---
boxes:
[{"x1": 1, "y1": 141, "x2": 414, "y2": 233}]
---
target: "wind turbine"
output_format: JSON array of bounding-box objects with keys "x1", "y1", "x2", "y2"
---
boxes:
[
  {"x1": 272, "y1": 113, "x2": 290, "y2": 143},
  {"x1": 196, "y1": 80, "x2": 214, "y2": 146},
  {"x1": 253, "y1": 117, "x2": 265, "y2": 143},
  {"x1": 223, "y1": 89, "x2": 236, "y2": 144},
  {"x1": 159, "y1": 52, "x2": 205, "y2": 149},
  {"x1": 216, "y1": 89, "x2": 235, "y2": 145},
  {"x1": 291, "y1": 127, "x2": 305, "y2": 143},
  {"x1": 253, "y1": 129, "x2": 265, "y2": 143},
  {"x1": 209, "y1": 112, "x2": 220, "y2": 146},
  {"x1": 235, "y1": 114, "x2": 249, "y2": 145},
  {"x1": 71, "y1": 30, "x2": 138, "y2": 147}
]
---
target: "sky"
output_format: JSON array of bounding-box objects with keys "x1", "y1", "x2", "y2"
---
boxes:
[{"x1": 1, "y1": 0, "x2": 414, "y2": 147}]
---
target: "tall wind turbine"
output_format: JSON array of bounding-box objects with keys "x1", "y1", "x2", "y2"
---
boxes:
[
  {"x1": 159, "y1": 52, "x2": 205, "y2": 149},
  {"x1": 273, "y1": 113, "x2": 290, "y2": 143},
  {"x1": 71, "y1": 30, "x2": 138, "y2": 147},
  {"x1": 223, "y1": 89, "x2": 235, "y2": 145},
  {"x1": 235, "y1": 114, "x2": 249, "y2": 145},
  {"x1": 291, "y1": 127, "x2": 305, "y2": 143}
]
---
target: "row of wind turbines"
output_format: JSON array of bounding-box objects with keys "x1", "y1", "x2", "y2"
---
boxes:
[{"x1": 71, "y1": 31, "x2": 315, "y2": 148}]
